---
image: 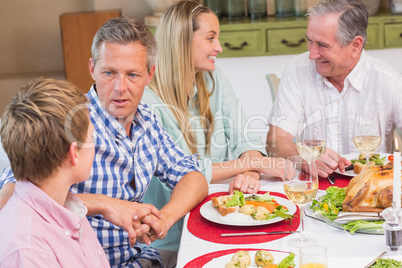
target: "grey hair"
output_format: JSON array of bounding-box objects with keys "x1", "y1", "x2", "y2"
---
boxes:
[
  {"x1": 91, "y1": 17, "x2": 157, "y2": 71},
  {"x1": 307, "y1": 0, "x2": 368, "y2": 48}
]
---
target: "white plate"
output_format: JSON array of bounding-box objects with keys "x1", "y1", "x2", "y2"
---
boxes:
[
  {"x1": 334, "y1": 153, "x2": 391, "y2": 177},
  {"x1": 202, "y1": 250, "x2": 293, "y2": 268},
  {"x1": 199, "y1": 194, "x2": 297, "y2": 226}
]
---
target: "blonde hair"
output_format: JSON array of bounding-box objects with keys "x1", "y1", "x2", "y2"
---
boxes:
[
  {"x1": 0, "y1": 78, "x2": 89, "y2": 183},
  {"x1": 149, "y1": 0, "x2": 215, "y2": 155}
]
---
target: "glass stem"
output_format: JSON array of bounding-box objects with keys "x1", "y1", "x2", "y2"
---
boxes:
[
  {"x1": 366, "y1": 153, "x2": 370, "y2": 169},
  {"x1": 299, "y1": 205, "x2": 305, "y2": 237}
]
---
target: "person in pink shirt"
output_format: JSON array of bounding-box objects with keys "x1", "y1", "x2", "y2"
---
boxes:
[{"x1": 0, "y1": 78, "x2": 110, "y2": 267}]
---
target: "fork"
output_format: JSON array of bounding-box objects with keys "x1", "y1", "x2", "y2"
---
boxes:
[{"x1": 327, "y1": 174, "x2": 335, "y2": 185}]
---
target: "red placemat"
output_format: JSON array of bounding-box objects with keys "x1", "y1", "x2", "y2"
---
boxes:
[
  {"x1": 183, "y1": 248, "x2": 289, "y2": 267},
  {"x1": 187, "y1": 191, "x2": 300, "y2": 244},
  {"x1": 319, "y1": 173, "x2": 350, "y2": 190}
]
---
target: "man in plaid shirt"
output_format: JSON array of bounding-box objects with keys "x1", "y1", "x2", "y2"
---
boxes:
[{"x1": 0, "y1": 17, "x2": 208, "y2": 268}]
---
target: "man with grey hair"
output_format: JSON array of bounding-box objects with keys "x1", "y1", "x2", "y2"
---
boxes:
[
  {"x1": 0, "y1": 17, "x2": 208, "y2": 268},
  {"x1": 266, "y1": 0, "x2": 402, "y2": 178}
]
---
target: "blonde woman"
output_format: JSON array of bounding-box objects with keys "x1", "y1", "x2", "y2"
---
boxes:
[{"x1": 142, "y1": 0, "x2": 285, "y2": 250}]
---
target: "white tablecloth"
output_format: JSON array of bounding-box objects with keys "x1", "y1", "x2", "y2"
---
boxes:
[{"x1": 176, "y1": 178, "x2": 397, "y2": 268}]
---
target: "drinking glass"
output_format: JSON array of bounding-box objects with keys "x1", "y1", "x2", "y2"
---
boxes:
[
  {"x1": 353, "y1": 112, "x2": 382, "y2": 169},
  {"x1": 299, "y1": 245, "x2": 327, "y2": 268},
  {"x1": 296, "y1": 113, "x2": 326, "y2": 161},
  {"x1": 284, "y1": 155, "x2": 319, "y2": 247}
]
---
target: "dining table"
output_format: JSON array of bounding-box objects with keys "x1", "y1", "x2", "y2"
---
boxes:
[{"x1": 176, "y1": 173, "x2": 401, "y2": 268}]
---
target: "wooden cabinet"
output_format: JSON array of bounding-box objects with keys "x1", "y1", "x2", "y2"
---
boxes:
[
  {"x1": 171, "y1": 9, "x2": 402, "y2": 58},
  {"x1": 60, "y1": 9, "x2": 121, "y2": 92}
]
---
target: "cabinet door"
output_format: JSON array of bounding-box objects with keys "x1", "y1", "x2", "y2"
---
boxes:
[
  {"x1": 366, "y1": 24, "x2": 379, "y2": 49},
  {"x1": 60, "y1": 10, "x2": 121, "y2": 92},
  {"x1": 267, "y1": 28, "x2": 308, "y2": 54},
  {"x1": 384, "y1": 23, "x2": 402, "y2": 48},
  {"x1": 219, "y1": 30, "x2": 262, "y2": 57}
]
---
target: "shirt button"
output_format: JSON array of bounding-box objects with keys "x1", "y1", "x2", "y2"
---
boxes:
[{"x1": 65, "y1": 230, "x2": 71, "y2": 236}]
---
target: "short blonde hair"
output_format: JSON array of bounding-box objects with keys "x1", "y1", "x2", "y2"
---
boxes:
[{"x1": 0, "y1": 78, "x2": 89, "y2": 183}]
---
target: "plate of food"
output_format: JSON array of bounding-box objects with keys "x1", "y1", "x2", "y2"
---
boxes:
[
  {"x1": 200, "y1": 191, "x2": 297, "y2": 227},
  {"x1": 334, "y1": 153, "x2": 391, "y2": 177},
  {"x1": 306, "y1": 186, "x2": 384, "y2": 234},
  {"x1": 202, "y1": 249, "x2": 295, "y2": 268}
]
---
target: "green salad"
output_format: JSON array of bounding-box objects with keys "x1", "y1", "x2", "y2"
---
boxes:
[
  {"x1": 310, "y1": 186, "x2": 384, "y2": 233},
  {"x1": 370, "y1": 258, "x2": 402, "y2": 268}
]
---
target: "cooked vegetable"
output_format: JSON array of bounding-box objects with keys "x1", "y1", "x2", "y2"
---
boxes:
[
  {"x1": 273, "y1": 205, "x2": 295, "y2": 223},
  {"x1": 351, "y1": 153, "x2": 386, "y2": 166},
  {"x1": 246, "y1": 192, "x2": 275, "y2": 203},
  {"x1": 310, "y1": 186, "x2": 346, "y2": 220},
  {"x1": 342, "y1": 220, "x2": 384, "y2": 234},
  {"x1": 370, "y1": 258, "x2": 402, "y2": 268},
  {"x1": 226, "y1": 191, "x2": 246, "y2": 207},
  {"x1": 254, "y1": 250, "x2": 274, "y2": 267},
  {"x1": 277, "y1": 253, "x2": 295, "y2": 268}
]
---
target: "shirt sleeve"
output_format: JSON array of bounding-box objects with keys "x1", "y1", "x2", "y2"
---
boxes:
[
  {"x1": 0, "y1": 167, "x2": 16, "y2": 189},
  {"x1": 0, "y1": 248, "x2": 61, "y2": 267},
  {"x1": 269, "y1": 57, "x2": 305, "y2": 137},
  {"x1": 213, "y1": 67, "x2": 267, "y2": 158},
  {"x1": 151, "y1": 113, "x2": 201, "y2": 189}
]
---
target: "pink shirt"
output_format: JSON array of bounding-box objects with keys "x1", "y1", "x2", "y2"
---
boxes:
[{"x1": 0, "y1": 181, "x2": 110, "y2": 267}]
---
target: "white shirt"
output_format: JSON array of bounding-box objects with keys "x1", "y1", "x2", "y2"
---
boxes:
[{"x1": 269, "y1": 50, "x2": 402, "y2": 155}]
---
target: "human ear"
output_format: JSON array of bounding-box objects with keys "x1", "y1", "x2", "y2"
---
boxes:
[
  {"x1": 67, "y1": 142, "x2": 79, "y2": 166},
  {"x1": 89, "y1": 58, "x2": 95, "y2": 81},
  {"x1": 351, "y1": 36, "x2": 364, "y2": 56}
]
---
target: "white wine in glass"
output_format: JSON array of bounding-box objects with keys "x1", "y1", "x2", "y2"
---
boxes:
[
  {"x1": 284, "y1": 155, "x2": 319, "y2": 247},
  {"x1": 353, "y1": 112, "x2": 381, "y2": 169},
  {"x1": 296, "y1": 113, "x2": 326, "y2": 161}
]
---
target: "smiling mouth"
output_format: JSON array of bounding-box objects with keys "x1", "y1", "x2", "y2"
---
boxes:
[{"x1": 208, "y1": 56, "x2": 216, "y2": 61}]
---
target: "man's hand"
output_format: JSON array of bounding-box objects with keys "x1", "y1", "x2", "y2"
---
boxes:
[
  {"x1": 80, "y1": 194, "x2": 161, "y2": 247},
  {"x1": 316, "y1": 147, "x2": 351, "y2": 178},
  {"x1": 257, "y1": 157, "x2": 287, "y2": 179},
  {"x1": 229, "y1": 171, "x2": 261, "y2": 194}
]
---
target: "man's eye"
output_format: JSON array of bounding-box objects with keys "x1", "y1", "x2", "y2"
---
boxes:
[
  {"x1": 128, "y1": 73, "x2": 137, "y2": 78},
  {"x1": 105, "y1": 71, "x2": 112, "y2": 75}
]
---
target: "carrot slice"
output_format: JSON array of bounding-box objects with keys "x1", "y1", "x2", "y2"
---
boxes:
[{"x1": 245, "y1": 200, "x2": 287, "y2": 213}]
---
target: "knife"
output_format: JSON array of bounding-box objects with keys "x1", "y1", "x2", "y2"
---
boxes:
[
  {"x1": 334, "y1": 212, "x2": 384, "y2": 224},
  {"x1": 221, "y1": 231, "x2": 299, "y2": 237},
  {"x1": 363, "y1": 251, "x2": 387, "y2": 268}
]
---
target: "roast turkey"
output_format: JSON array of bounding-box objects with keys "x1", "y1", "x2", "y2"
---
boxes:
[{"x1": 342, "y1": 164, "x2": 402, "y2": 212}]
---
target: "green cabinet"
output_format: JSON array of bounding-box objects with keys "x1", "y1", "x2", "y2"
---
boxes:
[{"x1": 147, "y1": 9, "x2": 402, "y2": 58}]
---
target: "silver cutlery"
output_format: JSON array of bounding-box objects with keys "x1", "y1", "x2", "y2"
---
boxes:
[
  {"x1": 334, "y1": 212, "x2": 383, "y2": 224},
  {"x1": 363, "y1": 251, "x2": 387, "y2": 268},
  {"x1": 221, "y1": 231, "x2": 299, "y2": 237},
  {"x1": 327, "y1": 174, "x2": 336, "y2": 185}
]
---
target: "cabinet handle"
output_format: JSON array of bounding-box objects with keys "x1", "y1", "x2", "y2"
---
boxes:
[
  {"x1": 224, "y1": 41, "x2": 248, "y2": 50},
  {"x1": 281, "y1": 38, "x2": 306, "y2": 47}
]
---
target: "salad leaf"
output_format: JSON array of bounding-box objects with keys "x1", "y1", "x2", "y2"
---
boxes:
[
  {"x1": 277, "y1": 252, "x2": 295, "y2": 268},
  {"x1": 342, "y1": 220, "x2": 384, "y2": 234},
  {"x1": 226, "y1": 190, "x2": 246, "y2": 207},
  {"x1": 273, "y1": 205, "x2": 295, "y2": 223},
  {"x1": 246, "y1": 192, "x2": 275, "y2": 203},
  {"x1": 310, "y1": 186, "x2": 346, "y2": 220},
  {"x1": 370, "y1": 258, "x2": 402, "y2": 268}
]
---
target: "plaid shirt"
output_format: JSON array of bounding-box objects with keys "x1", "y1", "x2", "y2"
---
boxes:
[{"x1": 0, "y1": 86, "x2": 200, "y2": 267}]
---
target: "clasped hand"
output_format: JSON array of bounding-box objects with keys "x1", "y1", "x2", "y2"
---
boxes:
[{"x1": 102, "y1": 198, "x2": 167, "y2": 247}]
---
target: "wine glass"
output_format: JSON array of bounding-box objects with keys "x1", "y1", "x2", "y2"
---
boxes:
[
  {"x1": 284, "y1": 155, "x2": 319, "y2": 247},
  {"x1": 296, "y1": 113, "x2": 326, "y2": 161},
  {"x1": 353, "y1": 112, "x2": 381, "y2": 169},
  {"x1": 299, "y1": 245, "x2": 327, "y2": 268}
]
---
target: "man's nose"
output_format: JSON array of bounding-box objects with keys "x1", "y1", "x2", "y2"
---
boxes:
[
  {"x1": 114, "y1": 75, "x2": 127, "y2": 92},
  {"x1": 309, "y1": 43, "x2": 320, "y2": 60}
]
